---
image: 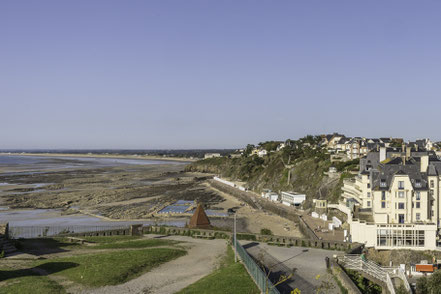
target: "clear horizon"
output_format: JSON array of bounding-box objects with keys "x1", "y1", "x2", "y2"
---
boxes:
[{"x1": 2, "y1": 1, "x2": 441, "y2": 149}]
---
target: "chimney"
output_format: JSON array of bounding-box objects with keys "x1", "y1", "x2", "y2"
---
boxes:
[
  {"x1": 380, "y1": 147, "x2": 387, "y2": 162},
  {"x1": 421, "y1": 155, "x2": 429, "y2": 173},
  {"x1": 376, "y1": 145, "x2": 380, "y2": 152},
  {"x1": 402, "y1": 144, "x2": 406, "y2": 153},
  {"x1": 406, "y1": 146, "x2": 411, "y2": 160},
  {"x1": 402, "y1": 155, "x2": 406, "y2": 165}
]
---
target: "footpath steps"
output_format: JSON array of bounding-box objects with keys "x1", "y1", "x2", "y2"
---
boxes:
[{"x1": 0, "y1": 235, "x2": 17, "y2": 255}]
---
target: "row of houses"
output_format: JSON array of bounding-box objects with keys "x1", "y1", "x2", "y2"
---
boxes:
[
  {"x1": 321, "y1": 133, "x2": 408, "y2": 160},
  {"x1": 322, "y1": 133, "x2": 440, "y2": 161},
  {"x1": 261, "y1": 190, "x2": 306, "y2": 207}
]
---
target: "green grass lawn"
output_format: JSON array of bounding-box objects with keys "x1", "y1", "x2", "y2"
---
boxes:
[
  {"x1": 0, "y1": 274, "x2": 66, "y2": 294},
  {"x1": 1, "y1": 236, "x2": 187, "y2": 293},
  {"x1": 0, "y1": 265, "x2": 66, "y2": 294},
  {"x1": 90, "y1": 238, "x2": 178, "y2": 249},
  {"x1": 178, "y1": 246, "x2": 259, "y2": 294},
  {"x1": 77, "y1": 235, "x2": 142, "y2": 243},
  {"x1": 35, "y1": 248, "x2": 186, "y2": 287}
]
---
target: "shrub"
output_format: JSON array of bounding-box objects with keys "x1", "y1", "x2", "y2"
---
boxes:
[
  {"x1": 260, "y1": 228, "x2": 273, "y2": 235},
  {"x1": 236, "y1": 234, "x2": 256, "y2": 241}
]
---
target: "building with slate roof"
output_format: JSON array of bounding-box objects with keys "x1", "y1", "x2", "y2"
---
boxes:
[{"x1": 342, "y1": 145, "x2": 441, "y2": 250}]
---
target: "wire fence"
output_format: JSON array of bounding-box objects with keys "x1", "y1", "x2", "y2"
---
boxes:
[
  {"x1": 234, "y1": 238, "x2": 281, "y2": 294},
  {"x1": 8, "y1": 225, "x2": 131, "y2": 239}
]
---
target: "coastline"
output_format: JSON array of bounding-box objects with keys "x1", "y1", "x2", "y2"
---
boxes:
[{"x1": 0, "y1": 152, "x2": 197, "y2": 163}]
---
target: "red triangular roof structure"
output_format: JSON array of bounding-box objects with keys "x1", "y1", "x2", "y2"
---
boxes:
[{"x1": 188, "y1": 204, "x2": 211, "y2": 229}]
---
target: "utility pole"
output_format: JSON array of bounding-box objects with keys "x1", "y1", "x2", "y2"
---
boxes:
[{"x1": 234, "y1": 212, "x2": 237, "y2": 262}]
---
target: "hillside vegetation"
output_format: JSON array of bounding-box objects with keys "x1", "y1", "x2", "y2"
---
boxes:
[{"x1": 186, "y1": 136, "x2": 359, "y2": 208}]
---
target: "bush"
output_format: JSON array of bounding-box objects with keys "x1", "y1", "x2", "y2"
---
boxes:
[
  {"x1": 416, "y1": 276, "x2": 428, "y2": 294},
  {"x1": 236, "y1": 234, "x2": 256, "y2": 241},
  {"x1": 260, "y1": 228, "x2": 273, "y2": 235}
]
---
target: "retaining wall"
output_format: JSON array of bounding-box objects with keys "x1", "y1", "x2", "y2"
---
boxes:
[
  {"x1": 145, "y1": 226, "x2": 355, "y2": 251},
  {"x1": 330, "y1": 259, "x2": 362, "y2": 294},
  {"x1": 0, "y1": 223, "x2": 8, "y2": 239}
]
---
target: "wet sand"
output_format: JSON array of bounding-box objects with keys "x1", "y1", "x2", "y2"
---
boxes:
[
  {"x1": 0, "y1": 155, "x2": 303, "y2": 237},
  {"x1": 1, "y1": 152, "x2": 196, "y2": 163}
]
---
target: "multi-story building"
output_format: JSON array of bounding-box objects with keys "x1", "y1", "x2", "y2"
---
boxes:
[
  {"x1": 341, "y1": 146, "x2": 441, "y2": 250},
  {"x1": 281, "y1": 191, "x2": 306, "y2": 207}
]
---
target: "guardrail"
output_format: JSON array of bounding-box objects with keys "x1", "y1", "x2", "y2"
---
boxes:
[
  {"x1": 233, "y1": 238, "x2": 280, "y2": 294},
  {"x1": 339, "y1": 254, "x2": 411, "y2": 294}
]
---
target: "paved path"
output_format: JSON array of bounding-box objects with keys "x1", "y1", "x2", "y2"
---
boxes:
[
  {"x1": 241, "y1": 241, "x2": 340, "y2": 294},
  {"x1": 78, "y1": 235, "x2": 227, "y2": 294}
]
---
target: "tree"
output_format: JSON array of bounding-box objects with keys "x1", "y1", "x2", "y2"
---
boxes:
[
  {"x1": 395, "y1": 284, "x2": 408, "y2": 294},
  {"x1": 429, "y1": 270, "x2": 441, "y2": 294},
  {"x1": 243, "y1": 144, "x2": 255, "y2": 157},
  {"x1": 416, "y1": 276, "x2": 428, "y2": 294}
]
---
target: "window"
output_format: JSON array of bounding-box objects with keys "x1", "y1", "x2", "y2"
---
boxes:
[
  {"x1": 381, "y1": 201, "x2": 386, "y2": 208},
  {"x1": 398, "y1": 191, "x2": 404, "y2": 198},
  {"x1": 430, "y1": 190, "x2": 434, "y2": 196},
  {"x1": 416, "y1": 202, "x2": 420, "y2": 209},
  {"x1": 398, "y1": 203, "x2": 405, "y2": 209},
  {"x1": 416, "y1": 191, "x2": 421, "y2": 200},
  {"x1": 367, "y1": 183, "x2": 371, "y2": 188},
  {"x1": 382, "y1": 191, "x2": 386, "y2": 200},
  {"x1": 431, "y1": 180, "x2": 434, "y2": 188},
  {"x1": 367, "y1": 201, "x2": 371, "y2": 207},
  {"x1": 398, "y1": 181, "x2": 404, "y2": 189},
  {"x1": 416, "y1": 213, "x2": 421, "y2": 221},
  {"x1": 367, "y1": 192, "x2": 371, "y2": 198}
]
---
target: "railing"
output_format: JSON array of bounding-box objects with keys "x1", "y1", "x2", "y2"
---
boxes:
[
  {"x1": 8, "y1": 225, "x2": 131, "y2": 239},
  {"x1": 233, "y1": 238, "x2": 280, "y2": 294},
  {"x1": 384, "y1": 267, "x2": 411, "y2": 293},
  {"x1": 340, "y1": 255, "x2": 397, "y2": 294}
]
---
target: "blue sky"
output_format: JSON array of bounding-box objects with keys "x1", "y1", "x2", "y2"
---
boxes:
[{"x1": 1, "y1": 1, "x2": 441, "y2": 149}]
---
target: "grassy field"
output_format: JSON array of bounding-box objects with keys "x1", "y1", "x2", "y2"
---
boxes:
[
  {"x1": 36, "y1": 248, "x2": 186, "y2": 287},
  {"x1": 0, "y1": 236, "x2": 186, "y2": 293},
  {"x1": 178, "y1": 246, "x2": 259, "y2": 294},
  {"x1": 0, "y1": 268, "x2": 66, "y2": 294},
  {"x1": 90, "y1": 238, "x2": 179, "y2": 249}
]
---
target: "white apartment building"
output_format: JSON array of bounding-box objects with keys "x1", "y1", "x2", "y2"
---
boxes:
[
  {"x1": 341, "y1": 146, "x2": 441, "y2": 250},
  {"x1": 281, "y1": 191, "x2": 306, "y2": 207}
]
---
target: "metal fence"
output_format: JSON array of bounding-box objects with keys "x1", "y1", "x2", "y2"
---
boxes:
[
  {"x1": 233, "y1": 238, "x2": 280, "y2": 294},
  {"x1": 8, "y1": 225, "x2": 130, "y2": 239},
  {"x1": 339, "y1": 254, "x2": 407, "y2": 294}
]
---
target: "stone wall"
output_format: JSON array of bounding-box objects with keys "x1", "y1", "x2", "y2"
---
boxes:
[
  {"x1": 298, "y1": 216, "x2": 320, "y2": 240},
  {"x1": 0, "y1": 223, "x2": 9, "y2": 239},
  {"x1": 330, "y1": 259, "x2": 362, "y2": 294},
  {"x1": 146, "y1": 226, "x2": 355, "y2": 252}
]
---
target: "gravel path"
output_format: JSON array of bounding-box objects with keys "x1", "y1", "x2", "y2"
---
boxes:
[{"x1": 77, "y1": 235, "x2": 227, "y2": 294}]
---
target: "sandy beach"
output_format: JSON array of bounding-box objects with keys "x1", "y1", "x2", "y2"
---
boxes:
[{"x1": 0, "y1": 152, "x2": 197, "y2": 162}]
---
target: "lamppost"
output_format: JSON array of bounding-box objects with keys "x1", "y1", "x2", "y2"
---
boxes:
[{"x1": 234, "y1": 211, "x2": 237, "y2": 262}]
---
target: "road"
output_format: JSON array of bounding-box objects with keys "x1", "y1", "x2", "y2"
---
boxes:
[{"x1": 241, "y1": 241, "x2": 340, "y2": 294}]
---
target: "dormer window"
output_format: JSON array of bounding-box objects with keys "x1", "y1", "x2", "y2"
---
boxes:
[
  {"x1": 415, "y1": 180, "x2": 422, "y2": 188},
  {"x1": 380, "y1": 180, "x2": 387, "y2": 187},
  {"x1": 398, "y1": 181, "x2": 405, "y2": 190}
]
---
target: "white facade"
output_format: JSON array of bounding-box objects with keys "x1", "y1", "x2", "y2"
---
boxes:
[
  {"x1": 204, "y1": 153, "x2": 221, "y2": 159},
  {"x1": 340, "y1": 148, "x2": 441, "y2": 250},
  {"x1": 281, "y1": 191, "x2": 306, "y2": 206},
  {"x1": 350, "y1": 221, "x2": 437, "y2": 250},
  {"x1": 257, "y1": 150, "x2": 268, "y2": 157},
  {"x1": 261, "y1": 190, "x2": 279, "y2": 202}
]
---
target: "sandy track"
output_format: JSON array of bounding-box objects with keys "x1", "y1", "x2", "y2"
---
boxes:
[{"x1": 76, "y1": 235, "x2": 227, "y2": 294}]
